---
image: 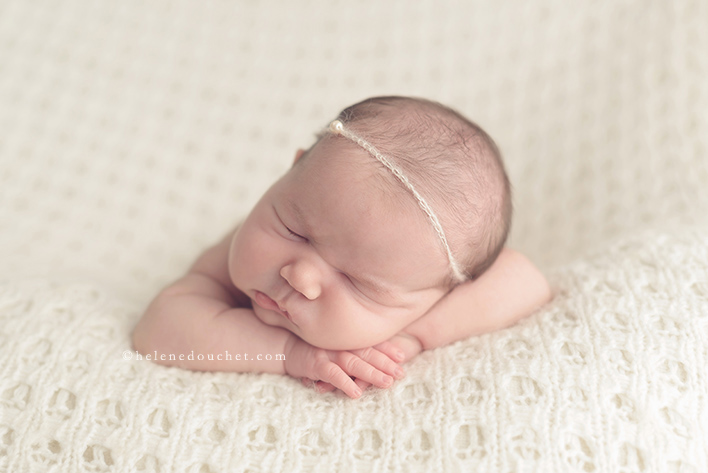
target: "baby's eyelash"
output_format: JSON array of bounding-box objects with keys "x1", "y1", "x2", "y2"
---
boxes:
[
  {"x1": 345, "y1": 276, "x2": 383, "y2": 306},
  {"x1": 285, "y1": 225, "x2": 306, "y2": 240},
  {"x1": 343, "y1": 274, "x2": 368, "y2": 296}
]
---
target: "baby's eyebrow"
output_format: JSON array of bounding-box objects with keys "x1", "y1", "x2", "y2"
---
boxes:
[
  {"x1": 363, "y1": 278, "x2": 393, "y2": 296},
  {"x1": 351, "y1": 271, "x2": 398, "y2": 299}
]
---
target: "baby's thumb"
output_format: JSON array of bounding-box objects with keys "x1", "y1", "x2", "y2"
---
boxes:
[
  {"x1": 301, "y1": 377, "x2": 337, "y2": 394},
  {"x1": 387, "y1": 333, "x2": 423, "y2": 362}
]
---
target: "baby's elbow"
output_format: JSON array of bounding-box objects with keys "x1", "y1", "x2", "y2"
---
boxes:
[
  {"x1": 130, "y1": 295, "x2": 181, "y2": 364},
  {"x1": 541, "y1": 274, "x2": 554, "y2": 304},
  {"x1": 506, "y1": 248, "x2": 554, "y2": 308},
  {"x1": 534, "y1": 274, "x2": 554, "y2": 311},
  {"x1": 525, "y1": 258, "x2": 554, "y2": 308},
  {"x1": 131, "y1": 311, "x2": 160, "y2": 358}
]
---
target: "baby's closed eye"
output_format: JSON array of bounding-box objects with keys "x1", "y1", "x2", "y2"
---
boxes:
[{"x1": 284, "y1": 225, "x2": 307, "y2": 241}]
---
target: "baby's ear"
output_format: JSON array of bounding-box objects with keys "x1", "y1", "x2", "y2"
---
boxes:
[{"x1": 293, "y1": 149, "x2": 306, "y2": 164}]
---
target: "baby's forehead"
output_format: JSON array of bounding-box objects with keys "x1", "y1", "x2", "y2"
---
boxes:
[
  {"x1": 304, "y1": 137, "x2": 408, "y2": 194},
  {"x1": 307, "y1": 137, "x2": 375, "y2": 167},
  {"x1": 288, "y1": 153, "x2": 410, "y2": 235}
]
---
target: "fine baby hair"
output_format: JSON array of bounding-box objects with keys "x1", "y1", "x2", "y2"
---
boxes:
[
  {"x1": 307, "y1": 96, "x2": 513, "y2": 286},
  {"x1": 328, "y1": 118, "x2": 467, "y2": 283}
]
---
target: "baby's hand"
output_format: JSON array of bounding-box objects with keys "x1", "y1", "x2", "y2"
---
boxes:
[
  {"x1": 283, "y1": 334, "x2": 405, "y2": 399},
  {"x1": 307, "y1": 333, "x2": 423, "y2": 396}
]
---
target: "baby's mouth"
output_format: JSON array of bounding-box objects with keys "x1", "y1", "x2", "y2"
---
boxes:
[{"x1": 254, "y1": 291, "x2": 293, "y2": 322}]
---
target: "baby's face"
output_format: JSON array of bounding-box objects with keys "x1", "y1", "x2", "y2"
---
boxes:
[{"x1": 228, "y1": 140, "x2": 450, "y2": 350}]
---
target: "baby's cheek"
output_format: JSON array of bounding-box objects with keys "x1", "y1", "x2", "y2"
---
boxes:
[
  {"x1": 228, "y1": 230, "x2": 264, "y2": 283},
  {"x1": 315, "y1": 312, "x2": 395, "y2": 350},
  {"x1": 252, "y1": 305, "x2": 286, "y2": 329}
]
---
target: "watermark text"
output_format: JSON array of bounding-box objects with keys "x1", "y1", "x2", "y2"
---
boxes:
[{"x1": 122, "y1": 350, "x2": 285, "y2": 362}]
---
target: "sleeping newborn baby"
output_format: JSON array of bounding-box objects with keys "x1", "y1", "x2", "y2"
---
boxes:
[{"x1": 132, "y1": 96, "x2": 552, "y2": 398}]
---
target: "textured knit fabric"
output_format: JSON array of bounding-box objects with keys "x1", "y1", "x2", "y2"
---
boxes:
[{"x1": 1, "y1": 1, "x2": 707, "y2": 472}]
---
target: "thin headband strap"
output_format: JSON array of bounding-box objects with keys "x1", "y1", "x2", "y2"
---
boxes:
[{"x1": 328, "y1": 119, "x2": 467, "y2": 283}]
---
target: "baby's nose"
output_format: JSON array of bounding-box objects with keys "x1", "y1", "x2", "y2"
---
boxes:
[{"x1": 280, "y1": 262, "x2": 322, "y2": 300}]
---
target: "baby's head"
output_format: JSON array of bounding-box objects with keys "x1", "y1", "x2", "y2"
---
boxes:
[
  {"x1": 229, "y1": 96, "x2": 512, "y2": 350},
  {"x1": 312, "y1": 96, "x2": 513, "y2": 284}
]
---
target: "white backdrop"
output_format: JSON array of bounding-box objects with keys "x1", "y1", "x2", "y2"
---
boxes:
[
  {"x1": 1, "y1": 1, "x2": 705, "y2": 304},
  {"x1": 1, "y1": 1, "x2": 707, "y2": 472}
]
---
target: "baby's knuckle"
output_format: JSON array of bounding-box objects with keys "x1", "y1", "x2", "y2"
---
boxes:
[
  {"x1": 343, "y1": 356, "x2": 360, "y2": 374},
  {"x1": 359, "y1": 347, "x2": 374, "y2": 359},
  {"x1": 323, "y1": 363, "x2": 341, "y2": 381},
  {"x1": 313, "y1": 348, "x2": 328, "y2": 360},
  {"x1": 312, "y1": 357, "x2": 328, "y2": 373}
]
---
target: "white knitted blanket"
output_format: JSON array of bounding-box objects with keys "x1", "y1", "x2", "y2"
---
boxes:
[
  {"x1": 1, "y1": 1, "x2": 707, "y2": 472},
  {"x1": 2, "y1": 228, "x2": 707, "y2": 471}
]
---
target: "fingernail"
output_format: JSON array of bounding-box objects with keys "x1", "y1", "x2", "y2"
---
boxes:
[
  {"x1": 394, "y1": 367, "x2": 405, "y2": 379},
  {"x1": 353, "y1": 388, "x2": 362, "y2": 398},
  {"x1": 395, "y1": 351, "x2": 405, "y2": 361},
  {"x1": 382, "y1": 375, "x2": 393, "y2": 387}
]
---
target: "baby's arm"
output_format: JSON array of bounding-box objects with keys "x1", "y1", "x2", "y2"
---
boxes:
[
  {"x1": 402, "y1": 247, "x2": 553, "y2": 351},
  {"x1": 311, "y1": 248, "x2": 552, "y2": 395},
  {"x1": 131, "y1": 227, "x2": 400, "y2": 398}
]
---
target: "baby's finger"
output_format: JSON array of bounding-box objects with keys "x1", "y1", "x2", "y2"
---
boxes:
[
  {"x1": 316, "y1": 361, "x2": 364, "y2": 399},
  {"x1": 303, "y1": 377, "x2": 336, "y2": 394},
  {"x1": 383, "y1": 333, "x2": 423, "y2": 361},
  {"x1": 372, "y1": 340, "x2": 406, "y2": 363},
  {"x1": 351, "y1": 347, "x2": 405, "y2": 380},
  {"x1": 322, "y1": 378, "x2": 369, "y2": 396},
  {"x1": 354, "y1": 378, "x2": 372, "y2": 392},
  {"x1": 334, "y1": 352, "x2": 395, "y2": 389},
  {"x1": 301, "y1": 377, "x2": 314, "y2": 388},
  {"x1": 318, "y1": 379, "x2": 367, "y2": 396},
  {"x1": 314, "y1": 380, "x2": 336, "y2": 393}
]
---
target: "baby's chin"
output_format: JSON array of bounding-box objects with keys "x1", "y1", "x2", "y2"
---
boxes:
[
  {"x1": 299, "y1": 331, "x2": 395, "y2": 352},
  {"x1": 252, "y1": 304, "x2": 396, "y2": 350},
  {"x1": 251, "y1": 304, "x2": 288, "y2": 328}
]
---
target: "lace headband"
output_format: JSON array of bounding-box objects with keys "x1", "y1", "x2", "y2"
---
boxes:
[{"x1": 328, "y1": 119, "x2": 467, "y2": 283}]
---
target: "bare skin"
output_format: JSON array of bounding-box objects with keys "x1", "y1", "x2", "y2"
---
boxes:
[{"x1": 132, "y1": 142, "x2": 553, "y2": 398}]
